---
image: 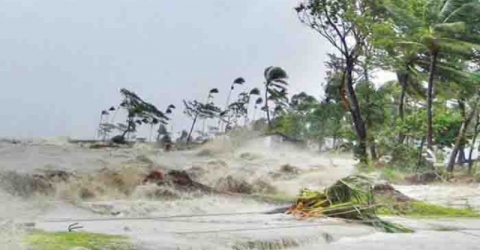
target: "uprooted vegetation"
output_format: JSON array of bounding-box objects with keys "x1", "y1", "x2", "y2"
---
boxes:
[
  {"x1": 287, "y1": 175, "x2": 414, "y2": 233},
  {"x1": 286, "y1": 175, "x2": 480, "y2": 233}
]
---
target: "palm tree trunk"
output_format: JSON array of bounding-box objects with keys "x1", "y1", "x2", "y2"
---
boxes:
[
  {"x1": 218, "y1": 87, "x2": 234, "y2": 133},
  {"x1": 122, "y1": 118, "x2": 132, "y2": 139},
  {"x1": 369, "y1": 136, "x2": 378, "y2": 160},
  {"x1": 416, "y1": 136, "x2": 426, "y2": 170},
  {"x1": 345, "y1": 62, "x2": 368, "y2": 164},
  {"x1": 457, "y1": 146, "x2": 465, "y2": 166},
  {"x1": 397, "y1": 71, "x2": 408, "y2": 144},
  {"x1": 468, "y1": 113, "x2": 480, "y2": 174},
  {"x1": 187, "y1": 115, "x2": 198, "y2": 146},
  {"x1": 149, "y1": 124, "x2": 154, "y2": 142},
  {"x1": 427, "y1": 51, "x2": 438, "y2": 150},
  {"x1": 96, "y1": 114, "x2": 104, "y2": 140},
  {"x1": 447, "y1": 108, "x2": 476, "y2": 172},
  {"x1": 265, "y1": 83, "x2": 271, "y2": 128}
]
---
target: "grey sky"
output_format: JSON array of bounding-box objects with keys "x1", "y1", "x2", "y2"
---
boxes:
[{"x1": 0, "y1": 0, "x2": 334, "y2": 139}]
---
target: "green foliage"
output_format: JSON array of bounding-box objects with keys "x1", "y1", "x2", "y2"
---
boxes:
[
  {"x1": 289, "y1": 175, "x2": 413, "y2": 233},
  {"x1": 25, "y1": 231, "x2": 134, "y2": 250},
  {"x1": 183, "y1": 100, "x2": 222, "y2": 120},
  {"x1": 398, "y1": 108, "x2": 464, "y2": 148},
  {"x1": 381, "y1": 168, "x2": 406, "y2": 183},
  {"x1": 378, "y1": 201, "x2": 480, "y2": 218},
  {"x1": 264, "y1": 67, "x2": 289, "y2": 125}
]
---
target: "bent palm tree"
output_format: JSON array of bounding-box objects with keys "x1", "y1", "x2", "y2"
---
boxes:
[
  {"x1": 253, "y1": 97, "x2": 263, "y2": 121},
  {"x1": 386, "y1": 0, "x2": 480, "y2": 149},
  {"x1": 264, "y1": 66, "x2": 288, "y2": 128}
]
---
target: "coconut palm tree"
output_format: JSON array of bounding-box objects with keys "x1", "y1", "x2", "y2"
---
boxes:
[
  {"x1": 185, "y1": 89, "x2": 221, "y2": 145},
  {"x1": 155, "y1": 104, "x2": 176, "y2": 142},
  {"x1": 219, "y1": 78, "x2": 245, "y2": 132},
  {"x1": 245, "y1": 88, "x2": 261, "y2": 125},
  {"x1": 203, "y1": 89, "x2": 219, "y2": 134},
  {"x1": 253, "y1": 97, "x2": 263, "y2": 121},
  {"x1": 386, "y1": 0, "x2": 480, "y2": 149},
  {"x1": 95, "y1": 110, "x2": 110, "y2": 139},
  {"x1": 263, "y1": 66, "x2": 288, "y2": 128},
  {"x1": 226, "y1": 77, "x2": 245, "y2": 108}
]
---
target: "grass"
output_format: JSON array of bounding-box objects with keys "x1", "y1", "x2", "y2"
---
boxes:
[
  {"x1": 380, "y1": 168, "x2": 406, "y2": 183},
  {"x1": 377, "y1": 201, "x2": 480, "y2": 218},
  {"x1": 25, "y1": 231, "x2": 135, "y2": 250}
]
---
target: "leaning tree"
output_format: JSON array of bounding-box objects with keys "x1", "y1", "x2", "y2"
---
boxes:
[
  {"x1": 117, "y1": 88, "x2": 169, "y2": 142},
  {"x1": 184, "y1": 90, "x2": 222, "y2": 145},
  {"x1": 263, "y1": 66, "x2": 288, "y2": 128}
]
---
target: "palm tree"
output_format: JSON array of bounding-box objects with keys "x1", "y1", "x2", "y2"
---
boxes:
[
  {"x1": 96, "y1": 110, "x2": 109, "y2": 139},
  {"x1": 185, "y1": 89, "x2": 220, "y2": 145},
  {"x1": 263, "y1": 66, "x2": 288, "y2": 128},
  {"x1": 253, "y1": 97, "x2": 263, "y2": 121},
  {"x1": 226, "y1": 77, "x2": 245, "y2": 108},
  {"x1": 220, "y1": 78, "x2": 245, "y2": 132},
  {"x1": 386, "y1": 0, "x2": 480, "y2": 149},
  {"x1": 203, "y1": 89, "x2": 219, "y2": 134},
  {"x1": 245, "y1": 88, "x2": 261, "y2": 125}
]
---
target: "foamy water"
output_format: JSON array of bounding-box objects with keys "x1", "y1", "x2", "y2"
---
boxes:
[{"x1": 1, "y1": 136, "x2": 480, "y2": 249}]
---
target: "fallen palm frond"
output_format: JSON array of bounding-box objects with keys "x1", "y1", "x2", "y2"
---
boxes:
[{"x1": 287, "y1": 175, "x2": 413, "y2": 233}]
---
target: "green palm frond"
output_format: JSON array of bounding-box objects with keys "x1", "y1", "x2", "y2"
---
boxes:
[
  {"x1": 265, "y1": 66, "x2": 288, "y2": 82},
  {"x1": 384, "y1": 1, "x2": 424, "y2": 30},
  {"x1": 439, "y1": 0, "x2": 480, "y2": 23},
  {"x1": 433, "y1": 21, "x2": 467, "y2": 33},
  {"x1": 234, "y1": 77, "x2": 245, "y2": 85},
  {"x1": 249, "y1": 88, "x2": 260, "y2": 95},
  {"x1": 397, "y1": 41, "x2": 428, "y2": 49},
  {"x1": 439, "y1": 38, "x2": 480, "y2": 54}
]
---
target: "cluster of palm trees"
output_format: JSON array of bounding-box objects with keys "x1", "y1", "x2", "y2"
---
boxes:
[
  {"x1": 182, "y1": 66, "x2": 289, "y2": 144},
  {"x1": 95, "y1": 66, "x2": 289, "y2": 144},
  {"x1": 95, "y1": 89, "x2": 175, "y2": 143}
]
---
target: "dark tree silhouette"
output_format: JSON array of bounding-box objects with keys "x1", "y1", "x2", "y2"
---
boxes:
[
  {"x1": 263, "y1": 66, "x2": 288, "y2": 128},
  {"x1": 184, "y1": 99, "x2": 222, "y2": 145},
  {"x1": 117, "y1": 88, "x2": 169, "y2": 142}
]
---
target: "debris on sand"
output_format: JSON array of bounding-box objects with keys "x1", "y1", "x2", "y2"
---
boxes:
[
  {"x1": 144, "y1": 170, "x2": 215, "y2": 193},
  {"x1": 280, "y1": 164, "x2": 301, "y2": 174},
  {"x1": 287, "y1": 175, "x2": 413, "y2": 233},
  {"x1": 215, "y1": 176, "x2": 253, "y2": 194}
]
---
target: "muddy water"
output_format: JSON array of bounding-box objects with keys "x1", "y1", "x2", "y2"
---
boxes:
[{"x1": 1, "y1": 137, "x2": 480, "y2": 249}]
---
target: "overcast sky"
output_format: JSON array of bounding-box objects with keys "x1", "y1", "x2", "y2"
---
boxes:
[{"x1": 0, "y1": 0, "x2": 354, "y2": 139}]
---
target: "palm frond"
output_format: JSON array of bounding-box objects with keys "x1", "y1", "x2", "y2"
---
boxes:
[
  {"x1": 288, "y1": 175, "x2": 413, "y2": 233},
  {"x1": 439, "y1": 38, "x2": 480, "y2": 54},
  {"x1": 249, "y1": 88, "x2": 260, "y2": 95},
  {"x1": 233, "y1": 77, "x2": 246, "y2": 85},
  {"x1": 433, "y1": 21, "x2": 467, "y2": 33},
  {"x1": 265, "y1": 66, "x2": 288, "y2": 82},
  {"x1": 383, "y1": 1, "x2": 424, "y2": 30},
  {"x1": 440, "y1": 0, "x2": 479, "y2": 23}
]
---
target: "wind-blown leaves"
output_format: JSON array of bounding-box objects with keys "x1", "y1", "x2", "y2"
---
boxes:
[
  {"x1": 183, "y1": 100, "x2": 222, "y2": 119},
  {"x1": 255, "y1": 97, "x2": 263, "y2": 106},
  {"x1": 120, "y1": 88, "x2": 169, "y2": 121},
  {"x1": 249, "y1": 88, "x2": 260, "y2": 96},
  {"x1": 209, "y1": 88, "x2": 219, "y2": 94},
  {"x1": 265, "y1": 66, "x2": 288, "y2": 82},
  {"x1": 233, "y1": 77, "x2": 246, "y2": 85}
]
